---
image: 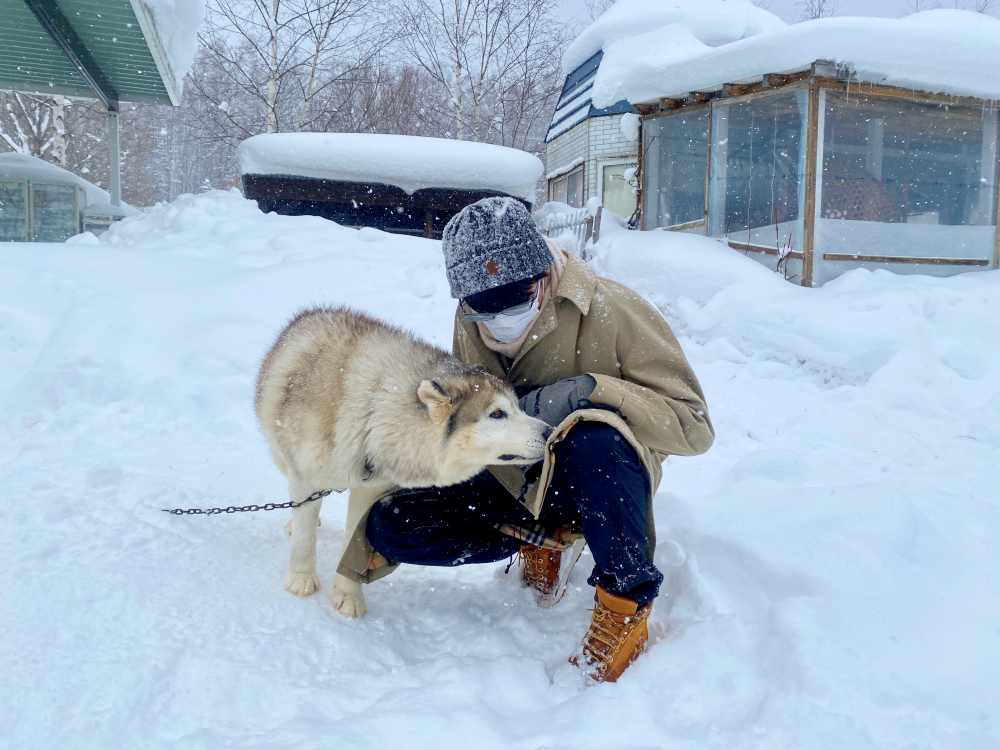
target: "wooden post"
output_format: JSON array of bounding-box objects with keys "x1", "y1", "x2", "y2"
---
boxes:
[{"x1": 801, "y1": 78, "x2": 821, "y2": 288}]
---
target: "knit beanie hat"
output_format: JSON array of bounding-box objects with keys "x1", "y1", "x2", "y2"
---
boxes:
[{"x1": 442, "y1": 196, "x2": 552, "y2": 300}]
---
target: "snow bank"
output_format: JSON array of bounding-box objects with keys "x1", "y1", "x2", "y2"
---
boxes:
[
  {"x1": 141, "y1": 0, "x2": 206, "y2": 88},
  {"x1": 593, "y1": 9, "x2": 1000, "y2": 106},
  {"x1": 239, "y1": 133, "x2": 544, "y2": 204},
  {"x1": 3, "y1": 193, "x2": 999, "y2": 748},
  {"x1": 563, "y1": 0, "x2": 785, "y2": 75}
]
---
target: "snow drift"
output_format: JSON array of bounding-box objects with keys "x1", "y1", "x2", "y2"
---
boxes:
[{"x1": 2, "y1": 191, "x2": 998, "y2": 748}]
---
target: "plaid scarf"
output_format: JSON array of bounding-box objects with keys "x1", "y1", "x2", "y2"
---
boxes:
[{"x1": 494, "y1": 522, "x2": 580, "y2": 551}]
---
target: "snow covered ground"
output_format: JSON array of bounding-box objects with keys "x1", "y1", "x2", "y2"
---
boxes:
[{"x1": 2, "y1": 190, "x2": 998, "y2": 749}]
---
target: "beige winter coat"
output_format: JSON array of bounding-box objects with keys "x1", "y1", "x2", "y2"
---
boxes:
[{"x1": 337, "y1": 253, "x2": 714, "y2": 583}]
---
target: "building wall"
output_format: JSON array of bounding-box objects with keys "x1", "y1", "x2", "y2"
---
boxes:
[
  {"x1": 584, "y1": 114, "x2": 638, "y2": 201},
  {"x1": 545, "y1": 119, "x2": 590, "y2": 191},
  {"x1": 545, "y1": 114, "x2": 638, "y2": 206}
]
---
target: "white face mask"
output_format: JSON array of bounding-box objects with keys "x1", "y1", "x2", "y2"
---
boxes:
[{"x1": 482, "y1": 295, "x2": 540, "y2": 343}]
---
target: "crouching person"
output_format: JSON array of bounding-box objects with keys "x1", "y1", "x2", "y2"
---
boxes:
[{"x1": 349, "y1": 197, "x2": 713, "y2": 682}]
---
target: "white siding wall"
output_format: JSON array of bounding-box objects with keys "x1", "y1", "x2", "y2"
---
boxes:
[
  {"x1": 545, "y1": 114, "x2": 638, "y2": 205},
  {"x1": 545, "y1": 119, "x2": 590, "y2": 199},
  {"x1": 585, "y1": 114, "x2": 638, "y2": 200}
]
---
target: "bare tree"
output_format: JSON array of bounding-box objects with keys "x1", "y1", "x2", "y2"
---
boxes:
[
  {"x1": 798, "y1": 0, "x2": 836, "y2": 19},
  {"x1": 195, "y1": 0, "x2": 394, "y2": 136},
  {"x1": 397, "y1": 0, "x2": 563, "y2": 149},
  {"x1": 585, "y1": 0, "x2": 616, "y2": 20},
  {"x1": 0, "y1": 93, "x2": 71, "y2": 166}
]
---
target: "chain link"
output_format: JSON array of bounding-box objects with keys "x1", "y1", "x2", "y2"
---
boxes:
[{"x1": 161, "y1": 488, "x2": 338, "y2": 516}]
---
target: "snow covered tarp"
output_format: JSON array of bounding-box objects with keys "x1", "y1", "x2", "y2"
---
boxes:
[
  {"x1": 239, "y1": 133, "x2": 543, "y2": 204},
  {"x1": 592, "y1": 10, "x2": 1000, "y2": 107},
  {"x1": 563, "y1": 0, "x2": 786, "y2": 76}
]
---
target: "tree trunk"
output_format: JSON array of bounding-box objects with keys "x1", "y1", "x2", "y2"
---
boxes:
[
  {"x1": 266, "y1": 0, "x2": 280, "y2": 132},
  {"x1": 50, "y1": 96, "x2": 68, "y2": 166}
]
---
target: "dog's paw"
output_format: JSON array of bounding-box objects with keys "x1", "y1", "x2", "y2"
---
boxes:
[
  {"x1": 330, "y1": 586, "x2": 367, "y2": 618},
  {"x1": 284, "y1": 570, "x2": 321, "y2": 597}
]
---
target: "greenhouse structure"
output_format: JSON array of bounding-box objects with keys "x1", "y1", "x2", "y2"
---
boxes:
[
  {"x1": 628, "y1": 16, "x2": 1000, "y2": 286},
  {"x1": 0, "y1": 153, "x2": 131, "y2": 241}
]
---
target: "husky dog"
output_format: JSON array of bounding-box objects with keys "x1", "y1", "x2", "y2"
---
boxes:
[{"x1": 255, "y1": 307, "x2": 551, "y2": 617}]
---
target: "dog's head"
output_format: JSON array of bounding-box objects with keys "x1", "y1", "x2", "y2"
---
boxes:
[{"x1": 417, "y1": 370, "x2": 551, "y2": 486}]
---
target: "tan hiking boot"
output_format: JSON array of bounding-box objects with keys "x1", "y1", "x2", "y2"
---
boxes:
[
  {"x1": 519, "y1": 536, "x2": 586, "y2": 608},
  {"x1": 571, "y1": 586, "x2": 651, "y2": 683}
]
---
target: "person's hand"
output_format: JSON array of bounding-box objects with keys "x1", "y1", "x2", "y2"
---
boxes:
[{"x1": 517, "y1": 375, "x2": 597, "y2": 427}]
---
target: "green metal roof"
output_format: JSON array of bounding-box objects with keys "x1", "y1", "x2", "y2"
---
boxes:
[{"x1": 0, "y1": 0, "x2": 179, "y2": 106}]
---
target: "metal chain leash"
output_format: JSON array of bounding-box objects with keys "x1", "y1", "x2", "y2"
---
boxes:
[{"x1": 161, "y1": 488, "x2": 338, "y2": 516}]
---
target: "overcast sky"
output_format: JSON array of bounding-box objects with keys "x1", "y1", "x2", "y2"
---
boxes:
[{"x1": 558, "y1": 0, "x2": 999, "y2": 26}]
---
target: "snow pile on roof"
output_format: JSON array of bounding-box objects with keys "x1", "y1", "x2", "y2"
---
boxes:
[
  {"x1": 0, "y1": 152, "x2": 134, "y2": 212},
  {"x1": 3, "y1": 189, "x2": 1000, "y2": 747},
  {"x1": 239, "y1": 133, "x2": 544, "y2": 204},
  {"x1": 563, "y1": 0, "x2": 785, "y2": 75},
  {"x1": 140, "y1": 0, "x2": 206, "y2": 88},
  {"x1": 592, "y1": 9, "x2": 1000, "y2": 107}
]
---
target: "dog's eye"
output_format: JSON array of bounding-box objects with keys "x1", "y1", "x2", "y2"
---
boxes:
[{"x1": 489, "y1": 409, "x2": 507, "y2": 420}]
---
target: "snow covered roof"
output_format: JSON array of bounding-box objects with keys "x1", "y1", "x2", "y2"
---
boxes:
[
  {"x1": 563, "y1": 0, "x2": 786, "y2": 76},
  {"x1": 547, "y1": 0, "x2": 783, "y2": 143},
  {"x1": 592, "y1": 10, "x2": 1000, "y2": 108},
  {"x1": 238, "y1": 133, "x2": 544, "y2": 204},
  {"x1": 545, "y1": 51, "x2": 633, "y2": 144},
  {"x1": 0, "y1": 153, "x2": 119, "y2": 209}
]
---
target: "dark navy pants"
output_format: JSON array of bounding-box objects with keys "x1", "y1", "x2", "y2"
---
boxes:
[{"x1": 366, "y1": 422, "x2": 663, "y2": 606}]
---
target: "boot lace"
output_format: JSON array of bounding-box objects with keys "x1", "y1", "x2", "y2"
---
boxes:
[
  {"x1": 520, "y1": 546, "x2": 558, "y2": 591},
  {"x1": 582, "y1": 604, "x2": 632, "y2": 665}
]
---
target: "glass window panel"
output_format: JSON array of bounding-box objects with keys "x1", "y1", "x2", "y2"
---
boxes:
[
  {"x1": 549, "y1": 175, "x2": 568, "y2": 204},
  {"x1": 565, "y1": 167, "x2": 584, "y2": 207},
  {"x1": 0, "y1": 181, "x2": 28, "y2": 241},
  {"x1": 643, "y1": 109, "x2": 709, "y2": 228},
  {"x1": 31, "y1": 184, "x2": 79, "y2": 241},
  {"x1": 602, "y1": 162, "x2": 637, "y2": 219},
  {"x1": 815, "y1": 91, "x2": 998, "y2": 281},
  {"x1": 709, "y1": 90, "x2": 808, "y2": 255}
]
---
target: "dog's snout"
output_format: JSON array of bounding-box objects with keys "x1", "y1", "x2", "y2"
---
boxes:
[{"x1": 541, "y1": 425, "x2": 553, "y2": 441}]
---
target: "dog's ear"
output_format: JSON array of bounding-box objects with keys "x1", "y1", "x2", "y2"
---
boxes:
[{"x1": 417, "y1": 379, "x2": 454, "y2": 423}]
